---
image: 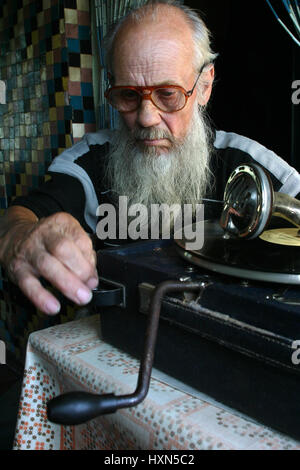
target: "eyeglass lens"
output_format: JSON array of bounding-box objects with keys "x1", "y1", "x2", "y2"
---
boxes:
[{"x1": 108, "y1": 87, "x2": 187, "y2": 112}]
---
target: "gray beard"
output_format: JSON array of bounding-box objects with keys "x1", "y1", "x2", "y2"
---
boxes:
[
  {"x1": 107, "y1": 105, "x2": 213, "y2": 237},
  {"x1": 104, "y1": 104, "x2": 214, "y2": 231}
]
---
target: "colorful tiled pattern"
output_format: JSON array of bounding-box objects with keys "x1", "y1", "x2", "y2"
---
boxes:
[
  {"x1": 64, "y1": 0, "x2": 96, "y2": 140},
  {"x1": 0, "y1": 0, "x2": 96, "y2": 360},
  {"x1": 0, "y1": 0, "x2": 96, "y2": 212}
]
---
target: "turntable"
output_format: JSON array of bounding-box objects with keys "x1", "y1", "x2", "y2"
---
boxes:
[{"x1": 47, "y1": 164, "x2": 300, "y2": 440}]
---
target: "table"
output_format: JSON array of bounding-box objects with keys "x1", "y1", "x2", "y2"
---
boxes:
[{"x1": 13, "y1": 315, "x2": 300, "y2": 450}]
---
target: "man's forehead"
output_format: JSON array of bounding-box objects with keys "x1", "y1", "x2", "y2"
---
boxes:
[
  {"x1": 112, "y1": 19, "x2": 194, "y2": 85},
  {"x1": 113, "y1": 49, "x2": 193, "y2": 88}
]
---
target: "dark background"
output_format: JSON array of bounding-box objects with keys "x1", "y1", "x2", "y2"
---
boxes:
[{"x1": 185, "y1": 0, "x2": 300, "y2": 171}]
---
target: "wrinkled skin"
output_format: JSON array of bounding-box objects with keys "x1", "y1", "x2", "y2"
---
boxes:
[{"x1": 0, "y1": 208, "x2": 98, "y2": 314}]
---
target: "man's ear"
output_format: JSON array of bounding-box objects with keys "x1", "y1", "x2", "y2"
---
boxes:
[{"x1": 198, "y1": 64, "x2": 215, "y2": 106}]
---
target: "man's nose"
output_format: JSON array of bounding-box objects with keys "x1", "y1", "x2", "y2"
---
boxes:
[{"x1": 136, "y1": 98, "x2": 161, "y2": 128}]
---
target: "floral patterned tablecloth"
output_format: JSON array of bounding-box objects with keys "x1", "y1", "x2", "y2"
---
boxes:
[{"x1": 13, "y1": 315, "x2": 300, "y2": 450}]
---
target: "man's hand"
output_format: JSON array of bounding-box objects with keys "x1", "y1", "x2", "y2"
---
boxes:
[{"x1": 0, "y1": 207, "x2": 98, "y2": 315}]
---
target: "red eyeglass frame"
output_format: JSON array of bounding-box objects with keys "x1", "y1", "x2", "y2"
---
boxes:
[{"x1": 104, "y1": 66, "x2": 205, "y2": 113}]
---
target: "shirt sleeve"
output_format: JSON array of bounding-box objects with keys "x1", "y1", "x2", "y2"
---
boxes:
[{"x1": 10, "y1": 172, "x2": 92, "y2": 233}]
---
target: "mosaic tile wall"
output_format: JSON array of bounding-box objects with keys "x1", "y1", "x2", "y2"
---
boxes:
[{"x1": 0, "y1": 0, "x2": 97, "y2": 361}]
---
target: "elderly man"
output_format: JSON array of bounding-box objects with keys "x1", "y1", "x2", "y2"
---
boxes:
[{"x1": 0, "y1": 0, "x2": 300, "y2": 315}]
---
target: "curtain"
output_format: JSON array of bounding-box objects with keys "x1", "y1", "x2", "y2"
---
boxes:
[{"x1": 91, "y1": 0, "x2": 147, "y2": 130}]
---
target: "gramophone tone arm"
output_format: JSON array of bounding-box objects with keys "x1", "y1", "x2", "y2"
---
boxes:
[{"x1": 273, "y1": 192, "x2": 300, "y2": 229}]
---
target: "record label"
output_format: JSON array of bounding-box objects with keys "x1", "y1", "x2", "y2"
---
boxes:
[{"x1": 259, "y1": 228, "x2": 300, "y2": 246}]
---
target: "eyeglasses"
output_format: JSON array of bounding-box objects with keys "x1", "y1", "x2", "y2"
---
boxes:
[{"x1": 104, "y1": 65, "x2": 206, "y2": 114}]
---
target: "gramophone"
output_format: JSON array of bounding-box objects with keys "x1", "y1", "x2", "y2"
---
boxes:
[
  {"x1": 176, "y1": 163, "x2": 300, "y2": 284},
  {"x1": 47, "y1": 163, "x2": 300, "y2": 439}
]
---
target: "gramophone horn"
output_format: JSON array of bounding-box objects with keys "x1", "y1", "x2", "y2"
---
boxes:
[{"x1": 220, "y1": 163, "x2": 300, "y2": 239}]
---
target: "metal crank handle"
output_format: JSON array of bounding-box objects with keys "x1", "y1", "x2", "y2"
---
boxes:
[{"x1": 47, "y1": 280, "x2": 201, "y2": 425}]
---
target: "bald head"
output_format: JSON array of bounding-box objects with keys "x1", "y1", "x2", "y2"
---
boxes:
[
  {"x1": 105, "y1": 1, "x2": 217, "y2": 79},
  {"x1": 112, "y1": 3, "x2": 193, "y2": 69},
  {"x1": 112, "y1": 9, "x2": 195, "y2": 88}
]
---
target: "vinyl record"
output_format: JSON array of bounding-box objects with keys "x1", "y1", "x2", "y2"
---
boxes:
[{"x1": 175, "y1": 220, "x2": 300, "y2": 284}]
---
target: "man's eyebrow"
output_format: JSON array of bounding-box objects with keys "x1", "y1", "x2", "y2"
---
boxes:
[
  {"x1": 154, "y1": 80, "x2": 182, "y2": 86},
  {"x1": 132, "y1": 80, "x2": 184, "y2": 88},
  {"x1": 113, "y1": 79, "x2": 185, "y2": 88}
]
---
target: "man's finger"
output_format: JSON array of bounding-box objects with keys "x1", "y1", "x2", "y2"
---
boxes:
[
  {"x1": 17, "y1": 270, "x2": 61, "y2": 315},
  {"x1": 72, "y1": 231, "x2": 98, "y2": 273},
  {"x1": 33, "y1": 251, "x2": 93, "y2": 306},
  {"x1": 44, "y1": 235, "x2": 98, "y2": 285}
]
